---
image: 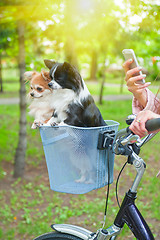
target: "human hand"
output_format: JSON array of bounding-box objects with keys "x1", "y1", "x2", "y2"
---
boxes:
[
  {"x1": 129, "y1": 110, "x2": 160, "y2": 138},
  {"x1": 122, "y1": 59, "x2": 151, "y2": 100}
]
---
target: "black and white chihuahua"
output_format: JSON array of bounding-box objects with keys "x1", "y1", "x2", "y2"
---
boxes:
[{"x1": 44, "y1": 59, "x2": 106, "y2": 127}]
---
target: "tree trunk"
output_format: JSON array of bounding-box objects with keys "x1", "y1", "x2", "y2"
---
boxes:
[
  {"x1": 0, "y1": 54, "x2": 3, "y2": 92},
  {"x1": 90, "y1": 50, "x2": 98, "y2": 80},
  {"x1": 99, "y1": 75, "x2": 105, "y2": 105},
  {"x1": 64, "y1": 36, "x2": 78, "y2": 69},
  {"x1": 98, "y1": 57, "x2": 106, "y2": 105},
  {"x1": 14, "y1": 20, "x2": 27, "y2": 178}
]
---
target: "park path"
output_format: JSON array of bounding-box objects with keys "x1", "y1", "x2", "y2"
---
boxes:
[
  {"x1": 0, "y1": 94, "x2": 132, "y2": 105},
  {"x1": 0, "y1": 83, "x2": 134, "y2": 105},
  {"x1": 0, "y1": 97, "x2": 19, "y2": 105}
]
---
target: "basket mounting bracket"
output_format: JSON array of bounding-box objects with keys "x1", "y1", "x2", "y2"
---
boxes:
[{"x1": 97, "y1": 130, "x2": 115, "y2": 150}]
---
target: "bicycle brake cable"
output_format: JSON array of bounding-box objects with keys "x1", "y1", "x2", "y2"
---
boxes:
[
  {"x1": 115, "y1": 160, "x2": 128, "y2": 208},
  {"x1": 102, "y1": 148, "x2": 111, "y2": 229},
  {"x1": 102, "y1": 149, "x2": 128, "y2": 228}
]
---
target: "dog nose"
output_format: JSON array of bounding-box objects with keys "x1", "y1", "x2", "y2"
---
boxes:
[
  {"x1": 30, "y1": 92, "x2": 34, "y2": 97},
  {"x1": 48, "y1": 82, "x2": 53, "y2": 88}
]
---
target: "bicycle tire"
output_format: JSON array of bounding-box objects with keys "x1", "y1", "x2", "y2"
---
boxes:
[{"x1": 33, "y1": 232, "x2": 83, "y2": 240}]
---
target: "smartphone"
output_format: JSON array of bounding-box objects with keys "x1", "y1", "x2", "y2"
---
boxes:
[{"x1": 122, "y1": 49, "x2": 145, "y2": 84}]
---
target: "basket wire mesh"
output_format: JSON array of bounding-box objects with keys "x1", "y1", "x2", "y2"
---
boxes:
[{"x1": 40, "y1": 120, "x2": 119, "y2": 194}]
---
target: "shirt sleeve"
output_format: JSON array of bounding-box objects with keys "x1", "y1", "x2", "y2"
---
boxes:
[{"x1": 132, "y1": 88, "x2": 160, "y2": 115}]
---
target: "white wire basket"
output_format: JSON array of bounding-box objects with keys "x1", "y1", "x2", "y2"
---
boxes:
[{"x1": 39, "y1": 120, "x2": 119, "y2": 194}]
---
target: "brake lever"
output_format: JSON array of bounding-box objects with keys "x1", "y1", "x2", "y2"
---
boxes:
[
  {"x1": 114, "y1": 129, "x2": 141, "y2": 155},
  {"x1": 121, "y1": 133, "x2": 140, "y2": 145}
]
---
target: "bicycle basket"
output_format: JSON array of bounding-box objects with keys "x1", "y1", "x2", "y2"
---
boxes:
[{"x1": 39, "y1": 120, "x2": 119, "y2": 194}]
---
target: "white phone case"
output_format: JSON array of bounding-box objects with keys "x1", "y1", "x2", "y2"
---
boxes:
[{"x1": 122, "y1": 49, "x2": 145, "y2": 84}]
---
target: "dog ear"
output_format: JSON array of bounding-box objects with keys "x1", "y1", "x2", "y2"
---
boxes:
[
  {"x1": 24, "y1": 71, "x2": 36, "y2": 81},
  {"x1": 62, "y1": 62, "x2": 71, "y2": 71},
  {"x1": 44, "y1": 59, "x2": 56, "y2": 69},
  {"x1": 41, "y1": 70, "x2": 51, "y2": 82}
]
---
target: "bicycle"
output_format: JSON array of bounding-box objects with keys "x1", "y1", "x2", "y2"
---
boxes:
[{"x1": 33, "y1": 117, "x2": 160, "y2": 240}]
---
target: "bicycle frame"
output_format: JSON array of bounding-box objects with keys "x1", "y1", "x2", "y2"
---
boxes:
[
  {"x1": 113, "y1": 190, "x2": 154, "y2": 240},
  {"x1": 52, "y1": 136, "x2": 155, "y2": 240}
]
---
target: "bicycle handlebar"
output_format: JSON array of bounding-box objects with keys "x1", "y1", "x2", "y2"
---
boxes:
[
  {"x1": 127, "y1": 118, "x2": 160, "y2": 134},
  {"x1": 145, "y1": 118, "x2": 160, "y2": 132},
  {"x1": 114, "y1": 118, "x2": 160, "y2": 153}
]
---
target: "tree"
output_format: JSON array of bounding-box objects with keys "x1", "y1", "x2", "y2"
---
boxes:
[
  {"x1": 14, "y1": 20, "x2": 27, "y2": 177},
  {"x1": 0, "y1": 54, "x2": 2, "y2": 92},
  {"x1": 1, "y1": 0, "x2": 160, "y2": 177},
  {"x1": 0, "y1": 0, "x2": 65, "y2": 177},
  {"x1": 0, "y1": 22, "x2": 16, "y2": 92}
]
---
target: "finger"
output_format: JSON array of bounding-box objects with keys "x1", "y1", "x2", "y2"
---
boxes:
[
  {"x1": 129, "y1": 120, "x2": 142, "y2": 135},
  {"x1": 125, "y1": 75, "x2": 140, "y2": 86},
  {"x1": 126, "y1": 75, "x2": 141, "y2": 85},
  {"x1": 127, "y1": 74, "x2": 149, "y2": 87},
  {"x1": 122, "y1": 59, "x2": 133, "y2": 72},
  {"x1": 125, "y1": 66, "x2": 143, "y2": 81},
  {"x1": 139, "y1": 121, "x2": 148, "y2": 135},
  {"x1": 134, "y1": 74, "x2": 146, "y2": 83},
  {"x1": 135, "y1": 113, "x2": 150, "y2": 135},
  {"x1": 130, "y1": 119, "x2": 148, "y2": 138},
  {"x1": 126, "y1": 76, "x2": 144, "y2": 89},
  {"x1": 130, "y1": 126, "x2": 143, "y2": 138},
  {"x1": 135, "y1": 82, "x2": 151, "y2": 89},
  {"x1": 130, "y1": 126, "x2": 145, "y2": 138}
]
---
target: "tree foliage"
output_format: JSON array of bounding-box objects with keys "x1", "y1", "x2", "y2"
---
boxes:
[
  {"x1": 1, "y1": 0, "x2": 160, "y2": 71},
  {"x1": 0, "y1": 0, "x2": 160, "y2": 176}
]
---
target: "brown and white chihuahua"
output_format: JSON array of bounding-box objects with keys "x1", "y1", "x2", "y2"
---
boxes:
[{"x1": 24, "y1": 70, "x2": 54, "y2": 129}]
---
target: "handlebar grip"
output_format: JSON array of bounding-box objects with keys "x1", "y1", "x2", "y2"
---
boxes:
[{"x1": 145, "y1": 118, "x2": 160, "y2": 132}]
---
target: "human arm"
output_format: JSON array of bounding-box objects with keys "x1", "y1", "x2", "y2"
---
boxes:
[
  {"x1": 129, "y1": 110, "x2": 160, "y2": 178},
  {"x1": 122, "y1": 59, "x2": 151, "y2": 108}
]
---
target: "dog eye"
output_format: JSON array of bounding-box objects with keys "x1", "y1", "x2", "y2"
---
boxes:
[
  {"x1": 37, "y1": 87, "x2": 43, "y2": 92},
  {"x1": 30, "y1": 87, "x2": 33, "y2": 90}
]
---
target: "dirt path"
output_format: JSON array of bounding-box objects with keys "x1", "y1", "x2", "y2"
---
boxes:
[{"x1": 0, "y1": 95, "x2": 132, "y2": 105}]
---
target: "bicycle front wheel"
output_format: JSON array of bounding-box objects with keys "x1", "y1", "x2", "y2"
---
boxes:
[{"x1": 33, "y1": 232, "x2": 83, "y2": 240}]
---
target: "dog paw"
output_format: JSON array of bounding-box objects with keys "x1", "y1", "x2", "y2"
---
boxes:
[
  {"x1": 45, "y1": 117, "x2": 58, "y2": 126},
  {"x1": 85, "y1": 179, "x2": 94, "y2": 184},
  {"x1": 75, "y1": 175, "x2": 86, "y2": 183},
  {"x1": 50, "y1": 122, "x2": 58, "y2": 127},
  {"x1": 75, "y1": 175, "x2": 94, "y2": 184},
  {"x1": 31, "y1": 120, "x2": 43, "y2": 129},
  {"x1": 31, "y1": 123, "x2": 37, "y2": 129}
]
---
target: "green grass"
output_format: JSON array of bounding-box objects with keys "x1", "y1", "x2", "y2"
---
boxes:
[
  {"x1": 0, "y1": 68, "x2": 159, "y2": 99},
  {"x1": 0, "y1": 99, "x2": 160, "y2": 239},
  {"x1": 0, "y1": 81, "x2": 158, "y2": 101},
  {"x1": 2, "y1": 68, "x2": 20, "y2": 82},
  {"x1": 86, "y1": 81, "x2": 159, "y2": 96},
  {"x1": 0, "y1": 68, "x2": 20, "y2": 96}
]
